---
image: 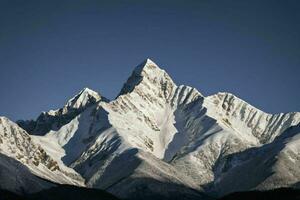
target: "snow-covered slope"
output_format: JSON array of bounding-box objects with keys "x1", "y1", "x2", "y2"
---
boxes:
[
  {"x1": 169, "y1": 92, "x2": 300, "y2": 188},
  {"x1": 32, "y1": 104, "x2": 112, "y2": 166},
  {"x1": 210, "y1": 124, "x2": 300, "y2": 196},
  {"x1": 3, "y1": 58, "x2": 299, "y2": 199},
  {"x1": 0, "y1": 116, "x2": 84, "y2": 193}
]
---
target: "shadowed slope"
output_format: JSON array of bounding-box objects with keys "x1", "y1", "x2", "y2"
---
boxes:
[{"x1": 218, "y1": 188, "x2": 300, "y2": 200}]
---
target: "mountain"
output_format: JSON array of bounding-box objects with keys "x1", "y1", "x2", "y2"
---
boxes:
[
  {"x1": 1, "y1": 58, "x2": 300, "y2": 200},
  {"x1": 0, "y1": 116, "x2": 84, "y2": 194},
  {"x1": 17, "y1": 88, "x2": 107, "y2": 135}
]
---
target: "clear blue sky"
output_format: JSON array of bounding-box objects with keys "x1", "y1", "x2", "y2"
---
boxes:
[{"x1": 0, "y1": 0, "x2": 299, "y2": 121}]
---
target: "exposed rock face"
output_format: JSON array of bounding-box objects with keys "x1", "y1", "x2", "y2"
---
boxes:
[
  {"x1": 0, "y1": 116, "x2": 84, "y2": 194},
  {"x1": 204, "y1": 92, "x2": 300, "y2": 143},
  {"x1": 0, "y1": 117, "x2": 59, "y2": 171}
]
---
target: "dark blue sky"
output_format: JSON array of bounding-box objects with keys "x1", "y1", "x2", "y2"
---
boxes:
[{"x1": 0, "y1": 0, "x2": 299, "y2": 121}]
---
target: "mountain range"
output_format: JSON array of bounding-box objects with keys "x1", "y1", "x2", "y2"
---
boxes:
[{"x1": 1, "y1": 59, "x2": 300, "y2": 200}]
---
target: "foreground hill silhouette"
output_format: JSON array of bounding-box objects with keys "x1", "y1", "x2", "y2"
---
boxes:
[
  {"x1": 0, "y1": 185, "x2": 119, "y2": 200},
  {"x1": 219, "y1": 188, "x2": 300, "y2": 200},
  {"x1": 2, "y1": 187, "x2": 300, "y2": 200}
]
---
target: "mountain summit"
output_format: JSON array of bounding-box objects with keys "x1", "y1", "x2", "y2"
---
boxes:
[
  {"x1": 66, "y1": 87, "x2": 104, "y2": 109},
  {"x1": 118, "y1": 58, "x2": 176, "y2": 98},
  {"x1": 1, "y1": 59, "x2": 300, "y2": 200},
  {"x1": 17, "y1": 88, "x2": 107, "y2": 135}
]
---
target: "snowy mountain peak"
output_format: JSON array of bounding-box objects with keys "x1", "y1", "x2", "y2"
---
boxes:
[
  {"x1": 118, "y1": 58, "x2": 176, "y2": 99},
  {"x1": 17, "y1": 88, "x2": 107, "y2": 136},
  {"x1": 133, "y1": 58, "x2": 169, "y2": 79},
  {"x1": 66, "y1": 87, "x2": 103, "y2": 109},
  {"x1": 145, "y1": 58, "x2": 156, "y2": 64},
  {"x1": 134, "y1": 58, "x2": 159, "y2": 73}
]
